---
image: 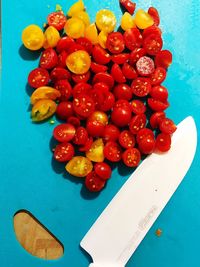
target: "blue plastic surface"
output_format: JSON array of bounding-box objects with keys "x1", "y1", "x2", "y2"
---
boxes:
[{"x1": 1, "y1": 0, "x2": 200, "y2": 266}]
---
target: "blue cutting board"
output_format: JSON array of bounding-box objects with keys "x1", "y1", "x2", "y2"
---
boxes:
[{"x1": 1, "y1": 0, "x2": 200, "y2": 266}]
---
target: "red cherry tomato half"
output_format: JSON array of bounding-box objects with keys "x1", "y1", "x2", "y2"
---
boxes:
[
  {"x1": 93, "y1": 82, "x2": 110, "y2": 93},
  {"x1": 47, "y1": 11, "x2": 67, "y2": 31},
  {"x1": 155, "y1": 133, "x2": 171, "y2": 152},
  {"x1": 122, "y1": 62, "x2": 138, "y2": 79},
  {"x1": 147, "y1": 98, "x2": 169, "y2": 111},
  {"x1": 148, "y1": 7, "x2": 160, "y2": 26},
  {"x1": 106, "y1": 32, "x2": 125, "y2": 54},
  {"x1": 53, "y1": 123, "x2": 76, "y2": 142},
  {"x1": 103, "y1": 124, "x2": 120, "y2": 142},
  {"x1": 79, "y1": 137, "x2": 93, "y2": 152},
  {"x1": 136, "y1": 56, "x2": 155, "y2": 76},
  {"x1": 50, "y1": 67, "x2": 71, "y2": 82},
  {"x1": 73, "y1": 126, "x2": 88, "y2": 145},
  {"x1": 99, "y1": 92, "x2": 115, "y2": 112},
  {"x1": 76, "y1": 37, "x2": 93, "y2": 54},
  {"x1": 114, "y1": 99, "x2": 131, "y2": 109},
  {"x1": 155, "y1": 50, "x2": 173, "y2": 69},
  {"x1": 122, "y1": 148, "x2": 141, "y2": 167},
  {"x1": 40, "y1": 48, "x2": 58, "y2": 69},
  {"x1": 112, "y1": 53, "x2": 129, "y2": 64},
  {"x1": 119, "y1": 130, "x2": 135, "y2": 149},
  {"x1": 131, "y1": 99, "x2": 146, "y2": 114},
  {"x1": 104, "y1": 141, "x2": 122, "y2": 162},
  {"x1": 54, "y1": 142, "x2": 75, "y2": 162},
  {"x1": 85, "y1": 171, "x2": 106, "y2": 192},
  {"x1": 67, "y1": 116, "x2": 81, "y2": 128},
  {"x1": 120, "y1": 0, "x2": 136, "y2": 15},
  {"x1": 90, "y1": 62, "x2": 108, "y2": 73},
  {"x1": 28, "y1": 68, "x2": 49, "y2": 88},
  {"x1": 150, "y1": 67, "x2": 166, "y2": 85},
  {"x1": 149, "y1": 111, "x2": 166, "y2": 128},
  {"x1": 111, "y1": 105, "x2": 132, "y2": 127},
  {"x1": 56, "y1": 101, "x2": 74, "y2": 120},
  {"x1": 56, "y1": 36, "x2": 75, "y2": 53},
  {"x1": 73, "y1": 95, "x2": 95, "y2": 118},
  {"x1": 113, "y1": 84, "x2": 132, "y2": 101},
  {"x1": 129, "y1": 114, "x2": 146, "y2": 134},
  {"x1": 138, "y1": 135, "x2": 155, "y2": 154},
  {"x1": 142, "y1": 25, "x2": 162, "y2": 39},
  {"x1": 150, "y1": 85, "x2": 168, "y2": 101},
  {"x1": 92, "y1": 45, "x2": 111, "y2": 65},
  {"x1": 55, "y1": 79, "x2": 72, "y2": 101},
  {"x1": 111, "y1": 63, "x2": 126, "y2": 83},
  {"x1": 129, "y1": 48, "x2": 146, "y2": 65},
  {"x1": 136, "y1": 128, "x2": 154, "y2": 143},
  {"x1": 159, "y1": 118, "x2": 177, "y2": 134},
  {"x1": 131, "y1": 77, "x2": 151, "y2": 97},
  {"x1": 86, "y1": 120, "x2": 105, "y2": 137},
  {"x1": 93, "y1": 72, "x2": 115, "y2": 89},
  {"x1": 72, "y1": 71, "x2": 91, "y2": 83},
  {"x1": 67, "y1": 43, "x2": 86, "y2": 54},
  {"x1": 94, "y1": 162, "x2": 112, "y2": 180},
  {"x1": 73, "y1": 82, "x2": 92, "y2": 98},
  {"x1": 124, "y1": 28, "x2": 143, "y2": 51},
  {"x1": 143, "y1": 34, "x2": 163, "y2": 56},
  {"x1": 57, "y1": 51, "x2": 68, "y2": 68}
]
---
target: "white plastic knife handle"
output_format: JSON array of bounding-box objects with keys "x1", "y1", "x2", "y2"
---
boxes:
[{"x1": 89, "y1": 264, "x2": 124, "y2": 267}]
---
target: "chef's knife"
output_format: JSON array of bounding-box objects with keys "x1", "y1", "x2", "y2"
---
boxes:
[{"x1": 81, "y1": 116, "x2": 197, "y2": 267}]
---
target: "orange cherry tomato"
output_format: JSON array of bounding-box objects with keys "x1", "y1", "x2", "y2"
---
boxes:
[
  {"x1": 65, "y1": 156, "x2": 93, "y2": 177},
  {"x1": 31, "y1": 99, "x2": 57, "y2": 122},
  {"x1": 43, "y1": 26, "x2": 60, "y2": 48},
  {"x1": 73, "y1": 11, "x2": 90, "y2": 27},
  {"x1": 66, "y1": 50, "x2": 91, "y2": 74},
  {"x1": 86, "y1": 138, "x2": 105, "y2": 162},
  {"x1": 67, "y1": 0, "x2": 85, "y2": 17},
  {"x1": 22, "y1": 24, "x2": 44, "y2": 51},
  {"x1": 88, "y1": 111, "x2": 109, "y2": 126},
  {"x1": 64, "y1": 18, "x2": 85, "y2": 39},
  {"x1": 85, "y1": 23, "x2": 99, "y2": 44},
  {"x1": 96, "y1": 9, "x2": 116, "y2": 33},
  {"x1": 30, "y1": 86, "x2": 61, "y2": 105},
  {"x1": 98, "y1": 31, "x2": 108, "y2": 49},
  {"x1": 134, "y1": 9, "x2": 154, "y2": 29}
]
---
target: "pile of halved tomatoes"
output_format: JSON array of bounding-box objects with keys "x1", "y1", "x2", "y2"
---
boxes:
[{"x1": 22, "y1": 0, "x2": 177, "y2": 192}]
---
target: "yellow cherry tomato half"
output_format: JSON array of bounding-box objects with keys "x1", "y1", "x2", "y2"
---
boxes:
[
  {"x1": 64, "y1": 17, "x2": 85, "y2": 39},
  {"x1": 30, "y1": 86, "x2": 61, "y2": 105},
  {"x1": 65, "y1": 156, "x2": 93, "y2": 177},
  {"x1": 86, "y1": 138, "x2": 105, "y2": 163},
  {"x1": 96, "y1": 9, "x2": 116, "y2": 33},
  {"x1": 22, "y1": 24, "x2": 44, "y2": 51},
  {"x1": 121, "y1": 12, "x2": 136, "y2": 31},
  {"x1": 98, "y1": 31, "x2": 108, "y2": 49},
  {"x1": 67, "y1": 0, "x2": 85, "y2": 17},
  {"x1": 66, "y1": 50, "x2": 91, "y2": 74},
  {"x1": 43, "y1": 26, "x2": 61, "y2": 48},
  {"x1": 31, "y1": 99, "x2": 57, "y2": 122},
  {"x1": 134, "y1": 9, "x2": 154, "y2": 29},
  {"x1": 73, "y1": 11, "x2": 90, "y2": 27},
  {"x1": 85, "y1": 23, "x2": 99, "y2": 44}
]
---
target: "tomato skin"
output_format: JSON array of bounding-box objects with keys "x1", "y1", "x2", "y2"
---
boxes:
[
  {"x1": 73, "y1": 82, "x2": 92, "y2": 98},
  {"x1": 99, "y1": 92, "x2": 115, "y2": 112},
  {"x1": 155, "y1": 133, "x2": 171, "y2": 152},
  {"x1": 155, "y1": 50, "x2": 173, "y2": 69},
  {"x1": 53, "y1": 123, "x2": 76, "y2": 143},
  {"x1": 73, "y1": 127, "x2": 88, "y2": 145},
  {"x1": 106, "y1": 32, "x2": 125, "y2": 54},
  {"x1": 150, "y1": 85, "x2": 168, "y2": 102},
  {"x1": 150, "y1": 67, "x2": 166, "y2": 85},
  {"x1": 50, "y1": 67, "x2": 71, "y2": 82},
  {"x1": 47, "y1": 11, "x2": 67, "y2": 31},
  {"x1": 129, "y1": 48, "x2": 146, "y2": 65},
  {"x1": 40, "y1": 48, "x2": 58, "y2": 69},
  {"x1": 104, "y1": 141, "x2": 122, "y2": 162},
  {"x1": 113, "y1": 84, "x2": 132, "y2": 101},
  {"x1": 148, "y1": 7, "x2": 160, "y2": 26},
  {"x1": 111, "y1": 53, "x2": 130, "y2": 64},
  {"x1": 149, "y1": 111, "x2": 166, "y2": 128},
  {"x1": 111, "y1": 105, "x2": 132, "y2": 127},
  {"x1": 131, "y1": 100, "x2": 146, "y2": 114},
  {"x1": 122, "y1": 63, "x2": 138, "y2": 79},
  {"x1": 94, "y1": 162, "x2": 112, "y2": 180},
  {"x1": 92, "y1": 45, "x2": 111, "y2": 65},
  {"x1": 79, "y1": 137, "x2": 93, "y2": 152},
  {"x1": 136, "y1": 56, "x2": 155, "y2": 76},
  {"x1": 143, "y1": 34, "x2": 163, "y2": 56},
  {"x1": 66, "y1": 156, "x2": 93, "y2": 178},
  {"x1": 120, "y1": 0, "x2": 136, "y2": 15},
  {"x1": 129, "y1": 114, "x2": 147, "y2": 134},
  {"x1": 57, "y1": 51, "x2": 68, "y2": 68},
  {"x1": 55, "y1": 79, "x2": 72, "y2": 101},
  {"x1": 159, "y1": 118, "x2": 177, "y2": 134},
  {"x1": 147, "y1": 98, "x2": 169, "y2": 112},
  {"x1": 28, "y1": 68, "x2": 50, "y2": 88},
  {"x1": 122, "y1": 148, "x2": 141, "y2": 167},
  {"x1": 119, "y1": 130, "x2": 135, "y2": 149},
  {"x1": 93, "y1": 82, "x2": 110, "y2": 94},
  {"x1": 85, "y1": 171, "x2": 106, "y2": 192},
  {"x1": 67, "y1": 116, "x2": 81, "y2": 128},
  {"x1": 131, "y1": 77, "x2": 151, "y2": 97},
  {"x1": 93, "y1": 72, "x2": 114, "y2": 89},
  {"x1": 56, "y1": 101, "x2": 74, "y2": 120},
  {"x1": 54, "y1": 142, "x2": 75, "y2": 162},
  {"x1": 136, "y1": 128, "x2": 154, "y2": 143},
  {"x1": 73, "y1": 95, "x2": 95, "y2": 118},
  {"x1": 67, "y1": 43, "x2": 86, "y2": 54},
  {"x1": 90, "y1": 62, "x2": 108, "y2": 73},
  {"x1": 72, "y1": 71, "x2": 91, "y2": 83},
  {"x1": 56, "y1": 36, "x2": 75, "y2": 53},
  {"x1": 134, "y1": 9, "x2": 154, "y2": 29},
  {"x1": 86, "y1": 120, "x2": 105, "y2": 137},
  {"x1": 142, "y1": 25, "x2": 162, "y2": 39},
  {"x1": 124, "y1": 28, "x2": 143, "y2": 51},
  {"x1": 111, "y1": 64, "x2": 126, "y2": 83},
  {"x1": 103, "y1": 124, "x2": 120, "y2": 142},
  {"x1": 76, "y1": 37, "x2": 93, "y2": 54},
  {"x1": 138, "y1": 135, "x2": 155, "y2": 154}
]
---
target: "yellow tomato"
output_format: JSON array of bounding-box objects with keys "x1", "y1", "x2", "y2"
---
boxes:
[
  {"x1": 134, "y1": 9, "x2": 154, "y2": 29},
  {"x1": 22, "y1": 24, "x2": 44, "y2": 51},
  {"x1": 30, "y1": 86, "x2": 61, "y2": 105},
  {"x1": 43, "y1": 26, "x2": 60, "y2": 48},
  {"x1": 65, "y1": 156, "x2": 93, "y2": 177},
  {"x1": 96, "y1": 9, "x2": 116, "y2": 33},
  {"x1": 31, "y1": 99, "x2": 57, "y2": 122},
  {"x1": 121, "y1": 12, "x2": 136, "y2": 31},
  {"x1": 86, "y1": 138, "x2": 105, "y2": 163},
  {"x1": 67, "y1": 0, "x2": 85, "y2": 17},
  {"x1": 98, "y1": 31, "x2": 108, "y2": 49},
  {"x1": 73, "y1": 11, "x2": 90, "y2": 27},
  {"x1": 84, "y1": 23, "x2": 99, "y2": 44},
  {"x1": 64, "y1": 18, "x2": 85, "y2": 39},
  {"x1": 66, "y1": 50, "x2": 91, "y2": 74},
  {"x1": 88, "y1": 111, "x2": 108, "y2": 126}
]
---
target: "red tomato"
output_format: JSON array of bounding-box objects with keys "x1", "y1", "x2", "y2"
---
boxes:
[
  {"x1": 99, "y1": 92, "x2": 115, "y2": 111},
  {"x1": 159, "y1": 118, "x2": 177, "y2": 134},
  {"x1": 111, "y1": 105, "x2": 132, "y2": 127},
  {"x1": 85, "y1": 171, "x2": 106, "y2": 192},
  {"x1": 106, "y1": 32, "x2": 125, "y2": 54},
  {"x1": 90, "y1": 62, "x2": 108, "y2": 73},
  {"x1": 150, "y1": 67, "x2": 166, "y2": 85},
  {"x1": 147, "y1": 98, "x2": 169, "y2": 111},
  {"x1": 150, "y1": 85, "x2": 168, "y2": 101},
  {"x1": 73, "y1": 127, "x2": 88, "y2": 145},
  {"x1": 86, "y1": 120, "x2": 105, "y2": 137},
  {"x1": 143, "y1": 34, "x2": 163, "y2": 55},
  {"x1": 129, "y1": 48, "x2": 146, "y2": 65},
  {"x1": 142, "y1": 25, "x2": 162, "y2": 39},
  {"x1": 111, "y1": 64, "x2": 126, "y2": 83},
  {"x1": 71, "y1": 71, "x2": 91, "y2": 83},
  {"x1": 122, "y1": 148, "x2": 141, "y2": 167},
  {"x1": 56, "y1": 36, "x2": 75, "y2": 53},
  {"x1": 149, "y1": 111, "x2": 166, "y2": 128},
  {"x1": 136, "y1": 56, "x2": 155, "y2": 76},
  {"x1": 57, "y1": 51, "x2": 68, "y2": 68},
  {"x1": 50, "y1": 67, "x2": 71, "y2": 82},
  {"x1": 138, "y1": 135, "x2": 155, "y2": 154},
  {"x1": 93, "y1": 72, "x2": 115, "y2": 89},
  {"x1": 119, "y1": 130, "x2": 135, "y2": 149},
  {"x1": 136, "y1": 128, "x2": 154, "y2": 143},
  {"x1": 47, "y1": 11, "x2": 67, "y2": 31},
  {"x1": 73, "y1": 95, "x2": 95, "y2": 118},
  {"x1": 92, "y1": 45, "x2": 111, "y2": 65},
  {"x1": 104, "y1": 141, "x2": 122, "y2": 162},
  {"x1": 155, "y1": 133, "x2": 171, "y2": 152},
  {"x1": 76, "y1": 37, "x2": 93, "y2": 54},
  {"x1": 55, "y1": 79, "x2": 72, "y2": 101},
  {"x1": 124, "y1": 28, "x2": 143, "y2": 51},
  {"x1": 73, "y1": 83, "x2": 92, "y2": 98},
  {"x1": 148, "y1": 7, "x2": 160, "y2": 26},
  {"x1": 131, "y1": 77, "x2": 151, "y2": 97},
  {"x1": 54, "y1": 142, "x2": 75, "y2": 162},
  {"x1": 56, "y1": 101, "x2": 74, "y2": 120},
  {"x1": 40, "y1": 48, "x2": 58, "y2": 69},
  {"x1": 120, "y1": 0, "x2": 136, "y2": 15},
  {"x1": 129, "y1": 114, "x2": 146, "y2": 134},
  {"x1": 67, "y1": 116, "x2": 81, "y2": 128},
  {"x1": 79, "y1": 137, "x2": 93, "y2": 152},
  {"x1": 28, "y1": 68, "x2": 49, "y2": 88},
  {"x1": 53, "y1": 123, "x2": 76, "y2": 142},
  {"x1": 112, "y1": 53, "x2": 129, "y2": 64},
  {"x1": 122, "y1": 63, "x2": 137, "y2": 79},
  {"x1": 93, "y1": 82, "x2": 110, "y2": 93},
  {"x1": 155, "y1": 50, "x2": 173, "y2": 69},
  {"x1": 115, "y1": 99, "x2": 131, "y2": 109},
  {"x1": 94, "y1": 162, "x2": 112, "y2": 180},
  {"x1": 67, "y1": 43, "x2": 86, "y2": 54},
  {"x1": 131, "y1": 100, "x2": 146, "y2": 114},
  {"x1": 113, "y1": 84, "x2": 132, "y2": 101},
  {"x1": 103, "y1": 124, "x2": 120, "y2": 142}
]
